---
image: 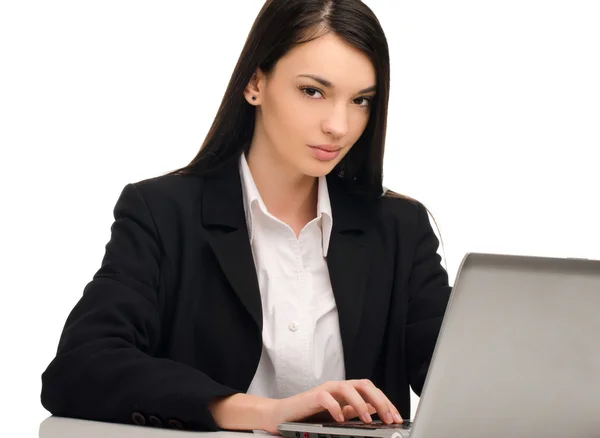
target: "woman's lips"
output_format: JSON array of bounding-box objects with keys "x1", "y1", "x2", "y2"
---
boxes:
[{"x1": 309, "y1": 145, "x2": 341, "y2": 161}]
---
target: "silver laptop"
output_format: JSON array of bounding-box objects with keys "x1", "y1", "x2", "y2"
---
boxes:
[{"x1": 278, "y1": 252, "x2": 600, "y2": 438}]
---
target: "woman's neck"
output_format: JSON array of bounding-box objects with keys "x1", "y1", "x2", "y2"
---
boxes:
[{"x1": 246, "y1": 146, "x2": 318, "y2": 234}]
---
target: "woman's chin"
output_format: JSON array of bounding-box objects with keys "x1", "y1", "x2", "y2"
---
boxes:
[{"x1": 299, "y1": 159, "x2": 338, "y2": 178}]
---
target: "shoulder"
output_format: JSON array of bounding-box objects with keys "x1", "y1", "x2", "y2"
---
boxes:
[
  {"x1": 364, "y1": 191, "x2": 436, "y2": 259},
  {"x1": 119, "y1": 172, "x2": 208, "y2": 234},
  {"x1": 132, "y1": 172, "x2": 205, "y2": 205},
  {"x1": 327, "y1": 175, "x2": 425, "y2": 231},
  {"x1": 375, "y1": 190, "x2": 427, "y2": 231}
]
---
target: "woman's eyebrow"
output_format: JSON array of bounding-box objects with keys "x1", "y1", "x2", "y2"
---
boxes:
[{"x1": 296, "y1": 74, "x2": 376, "y2": 93}]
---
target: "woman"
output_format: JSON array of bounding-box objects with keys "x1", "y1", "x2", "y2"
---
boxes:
[{"x1": 41, "y1": 0, "x2": 451, "y2": 433}]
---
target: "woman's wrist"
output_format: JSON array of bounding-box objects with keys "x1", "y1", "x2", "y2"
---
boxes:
[{"x1": 208, "y1": 392, "x2": 278, "y2": 431}]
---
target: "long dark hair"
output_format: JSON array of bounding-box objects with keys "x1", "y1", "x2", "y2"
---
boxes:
[{"x1": 164, "y1": 0, "x2": 446, "y2": 262}]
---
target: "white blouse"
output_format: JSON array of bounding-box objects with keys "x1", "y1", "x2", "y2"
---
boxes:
[{"x1": 239, "y1": 152, "x2": 346, "y2": 399}]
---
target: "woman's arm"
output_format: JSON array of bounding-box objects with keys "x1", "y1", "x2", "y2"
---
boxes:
[
  {"x1": 40, "y1": 183, "x2": 239, "y2": 431},
  {"x1": 405, "y1": 202, "x2": 452, "y2": 395}
]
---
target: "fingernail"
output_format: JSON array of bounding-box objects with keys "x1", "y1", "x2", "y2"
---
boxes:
[
  {"x1": 337, "y1": 414, "x2": 345, "y2": 422},
  {"x1": 361, "y1": 413, "x2": 372, "y2": 423},
  {"x1": 385, "y1": 412, "x2": 393, "y2": 424},
  {"x1": 394, "y1": 412, "x2": 403, "y2": 423}
]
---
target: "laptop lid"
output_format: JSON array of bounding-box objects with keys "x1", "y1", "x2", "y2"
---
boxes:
[{"x1": 410, "y1": 252, "x2": 600, "y2": 438}]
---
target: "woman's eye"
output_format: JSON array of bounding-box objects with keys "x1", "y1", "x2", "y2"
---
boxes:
[
  {"x1": 354, "y1": 97, "x2": 372, "y2": 108},
  {"x1": 300, "y1": 86, "x2": 323, "y2": 99},
  {"x1": 299, "y1": 85, "x2": 372, "y2": 109}
]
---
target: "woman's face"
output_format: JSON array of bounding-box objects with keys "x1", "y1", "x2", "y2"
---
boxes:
[{"x1": 244, "y1": 32, "x2": 376, "y2": 178}]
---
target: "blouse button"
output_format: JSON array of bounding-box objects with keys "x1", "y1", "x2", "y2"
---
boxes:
[{"x1": 288, "y1": 321, "x2": 299, "y2": 332}]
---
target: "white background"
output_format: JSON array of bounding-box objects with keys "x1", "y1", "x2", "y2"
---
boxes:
[{"x1": 1, "y1": 1, "x2": 599, "y2": 436}]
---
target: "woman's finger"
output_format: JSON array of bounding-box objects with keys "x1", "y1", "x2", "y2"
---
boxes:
[
  {"x1": 314, "y1": 389, "x2": 345, "y2": 422},
  {"x1": 342, "y1": 403, "x2": 377, "y2": 420},
  {"x1": 350, "y1": 379, "x2": 403, "y2": 424},
  {"x1": 329, "y1": 381, "x2": 371, "y2": 423}
]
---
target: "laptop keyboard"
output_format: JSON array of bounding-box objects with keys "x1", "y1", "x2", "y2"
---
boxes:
[{"x1": 324, "y1": 420, "x2": 413, "y2": 430}]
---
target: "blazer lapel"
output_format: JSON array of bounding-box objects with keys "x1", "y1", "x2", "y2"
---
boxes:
[
  {"x1": 200, "y1": 160, "x2": 263, "y2": 332},
  {"x1": 326, "y1": 176, "x2": 376, "y2": 378}
]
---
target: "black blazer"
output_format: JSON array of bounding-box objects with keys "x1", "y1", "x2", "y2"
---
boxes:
[{"x1": 40, "y1": 159, "x2": 452, "y2": 432}]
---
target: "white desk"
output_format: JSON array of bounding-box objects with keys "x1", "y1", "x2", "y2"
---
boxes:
[{"x1": 39, "y1": 416, "x2": 267, "y2": 438}]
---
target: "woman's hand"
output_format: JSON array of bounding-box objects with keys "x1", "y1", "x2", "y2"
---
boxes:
[{"x1": 263, "y1": 379, "x2": 403, "y2": 434}]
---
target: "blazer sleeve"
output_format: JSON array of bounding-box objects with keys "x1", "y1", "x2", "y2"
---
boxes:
[
  {"x1": 405, "y1": 201, "x2": 452, "y2": 396},
  {"x1": 40, "y1": 183, "x2": 240, "y2": 431}
]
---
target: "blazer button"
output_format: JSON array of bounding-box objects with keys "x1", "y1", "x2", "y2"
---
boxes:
[
  {"x1": 148, "y1": 415, "x2": 163, "y2": 427},
  {"x1": 131, "y1": 412, "x2": 146, "y2": 426},
  {"x1": 168, "y1": 418, "x2": 184, "y2": 429}
]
